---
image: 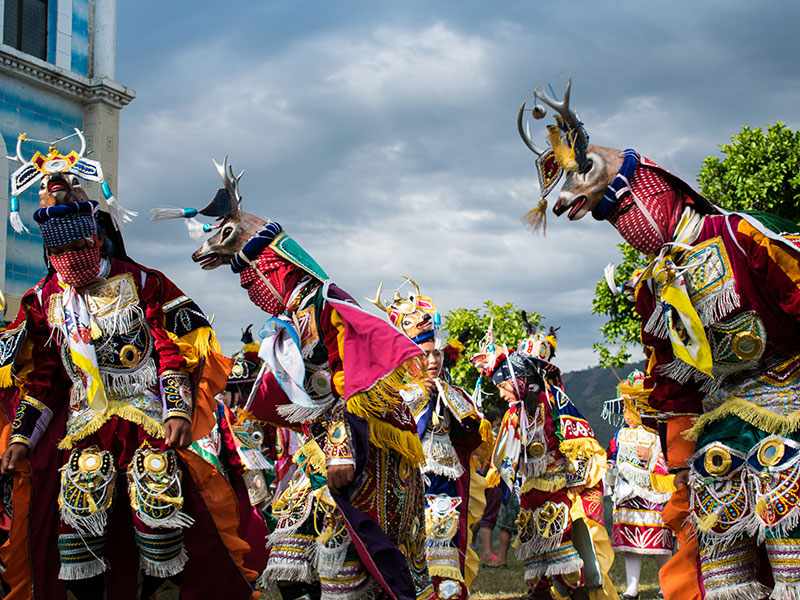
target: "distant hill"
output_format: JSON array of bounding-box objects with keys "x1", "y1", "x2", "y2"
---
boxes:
[{"x1": 561, "y1": 360, "x2": 645, "y2": 446}]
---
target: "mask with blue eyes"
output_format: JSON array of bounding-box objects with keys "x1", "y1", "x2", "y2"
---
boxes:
[
  {"x1": 746, "y1": 436, "x2": 800, "y2": 536},
  {"x1": 688, "y1": 441, "x2": 757, "y2": 545}
]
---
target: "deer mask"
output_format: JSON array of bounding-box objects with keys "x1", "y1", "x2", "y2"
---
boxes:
[
  {"x1": 518, "y1": 79, "x2": 715, "y2": 253},
  {"x1": 151, "y1": 159, "x2": 329, "y2": 314},
  {"x1": 367, "y1": 276, "x2": 437, "y2": 343}
]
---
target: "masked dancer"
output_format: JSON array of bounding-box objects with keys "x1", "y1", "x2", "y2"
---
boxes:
[
  {"x1": 0, "y1": 133, "x2": 257, "y2": 600},
  {"x1": 151, "y1": 158, "x2": 434, "y2": 600},
  {"x1": 475, "y1": 327, "x2": 617, "y2": 600},
  {"x1": 369, "y1": 278, "x2": 492, "y2": 600}
]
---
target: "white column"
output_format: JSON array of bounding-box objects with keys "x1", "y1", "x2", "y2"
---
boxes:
[
  {"x1": 92, "y1": 0, "x2": 116, "y2": 80},
  {"x1": 55, "y1": 0, "x2": 73, "y2": 69}
]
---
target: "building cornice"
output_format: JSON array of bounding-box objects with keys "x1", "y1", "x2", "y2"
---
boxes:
[{"x1": 0, "y1": 44, "x2": 135, "y2": 108}]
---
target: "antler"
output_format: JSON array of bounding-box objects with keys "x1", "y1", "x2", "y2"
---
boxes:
[
  {"x1": 533, "y1": 78, "x2": 590, "y2": 172},
  {"x1": 74, "y1": 128, "x2": 87, "y2": 157},
  {"x1": 401, "y1": 275, "x2": 421, "y2": 299},
  {"x1": 365, "y1": 282, "x2": 389, "y2": 312},
  {"x1": 517, "y1": 102, "x2": 546, "y2": 156},
  {"x1": 15, "y1": 134, "x2": 28, "y2": 164},
  {"x1": 212, "y1": 156, "x2": 243, "y2": 217},
  {"x1": 521, "y1": 310, "x2": 536, "y2": 335}
]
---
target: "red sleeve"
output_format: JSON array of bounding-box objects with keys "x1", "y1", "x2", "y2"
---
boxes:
[
  {"x1": 17, "y1": 295, "x2": 68, "y2": 409},
  {"x1": 735, "y1": 218, "x2": 800, "y2": 320}
]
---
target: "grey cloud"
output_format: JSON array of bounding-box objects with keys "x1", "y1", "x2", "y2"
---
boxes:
[{"x1": 115, "y1": 2, "x2": 800, "y2": 370}]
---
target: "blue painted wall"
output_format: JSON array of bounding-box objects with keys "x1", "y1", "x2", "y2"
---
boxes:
[{"x1": 1, "y1": 79, "x2": 83, "y2": 295}]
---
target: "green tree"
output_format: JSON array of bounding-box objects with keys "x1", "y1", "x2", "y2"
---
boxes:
[
  {"x1": 443, "y1": 300, "x2": 542, "y2": 416},
  {"x1": 592, "y1": 122, "x2": 800, "y2": 367},
  {"x1": 698, "y1": 122, "x2": 800, "y2": 221},
  {"x1": 591, "y1": 243, "x2": 649, "y2": 368}
]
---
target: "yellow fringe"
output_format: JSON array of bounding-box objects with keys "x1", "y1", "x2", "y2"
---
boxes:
[
  {"x1": 519, "y1": 475, "x2": 566, "y2": 494},
  {"x1": 294, "y1": 439, "x2": 327, "y2": 475},
  {"x1": 428, "y1": 565, "x2": 463, "y2": 581},
  {"x1": 351, "y1": 415, "x2": 424, "y2": 466},
  {"x1": 479, "y1": 418, "x2": 493, "y2": 444},
  {"x1": 241, "y1": 342, "x2": 260, "y2": 355},
  {"x1": 485, "y1": 468, "x2": 501, "y2": 488},
  {"x1": 559, "y1": 437, "x2": 606, "y2": 462},
  {"x1": 58, "y1": 402, "x2": 166, "y2": 449},
  {"x1": 698, "y1": 513, "x2": 718, "y2": 532},
  {"x1": 0, "y1": 365, "x2": 12, "y2": 388},
  {"x1": 684, "y1": 397, "x2": 800, "y2": 440},
  {"x1": 346, "y1": 359, "x2": 424, "y2": 420},
  {"x1": 650, "y1": 472, "x2": 676, "y2": 494},
  {"x1": 178, "y1": 326, "x2": 222, "y2": 359}
]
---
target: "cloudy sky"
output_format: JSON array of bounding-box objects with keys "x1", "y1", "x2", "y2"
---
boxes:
[{"x1": 114, "y1": 0, "x2": 800, "y2": 371}]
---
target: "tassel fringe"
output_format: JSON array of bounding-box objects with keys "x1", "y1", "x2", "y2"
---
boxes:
[
  {"x1": 277, "y1": 399, "x2": 336, "y2": 424},
  {"x1": 316, "y1": 538, "x2": 349, "y2": 578},
  {"x1": 346, "y1": 359, "x2": 421, "y2": 420},
  {"x1": 136, "y1": 510, "x2": 195, "y2": 531},
  {"x1": 93, "y1": 303, "x2": 144, "y2": 339},
  {"x1": 516, "y1": 533, "x2": 564, "y2": 560},
  {"x1": 294, "y1": 439, "x2": 327, "y2": 475},
  {"x1": 429, "y1": 564, "x2": 463, "y2": 581},
  {"x1": 656, "y1": 357, "x2": 697, "y2": 384},
  {"x1": 352, "y1": 414, "x2": 425, "y2": 467},
  {"x1": 694, "y1": 280, "x2": 740, "y2": 327},
  {"x1": 422, "y1": 458, "x2": 464, "y2": 480},
  {"x1": 259, "y1": 562, "x2": 316, "y2": 588},
  {"x1": 644, "y1": 305, "x2": 669, "y2": 339},
  {"x1": 521, "y1": 203, "x2": 547, "y2": 235},
  {"x1": 704, "y1": 581, "x2": 770, "y2": 600},
  {"x1": 59, "y1": 505, "x2": 108, "y2": 538},
  {"x1": 58, "y1": 401, "x2": 166, "y2": 449},
  {"x1": 139, "y1": 546, "x2": 189, "y2": 578},
  {"x1": 178, "y1": 327, "x2": 222, "y2": 358},
  {"x1": 58, "y1": 557, "x2": 108, "y2": 581},
  {"x1": 685, "y1": 397, "x2": 800, "y2": 440},
  {"x1": 771, "y1": 582, "x2": 800, "y2": 600},
  {"x1": 0, "y1": 365, "x2": 12, "y2": 388}
]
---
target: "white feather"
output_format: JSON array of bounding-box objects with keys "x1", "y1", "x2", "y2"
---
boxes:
[
  {"x1": 9, "y1": 211, "x2": 29, "y2": 234},
  {"x1": 185, "y1": 217, "x2": 207, "y2": 240},
  {"x1": 105, "y1": 195, "x2": 137, "y2": 227},
  {"x1": 150, "y1": 207, "x2": 188, "y2": 221},
  {"x1": 604, "y1": 262, "x2": 622, "y2": 296}
]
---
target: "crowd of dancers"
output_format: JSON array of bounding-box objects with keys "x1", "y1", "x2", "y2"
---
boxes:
[{"x1": 1, "y1": 76, "x2": 799, "y2": 600}]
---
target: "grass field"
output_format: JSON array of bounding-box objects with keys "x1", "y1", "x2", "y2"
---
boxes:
[
  {"x1": 471, "y1": 551, "x2": 662, "y2": 599},
  {"x1": 260, "y1": 550, "x2": 661, "y2": 600}
]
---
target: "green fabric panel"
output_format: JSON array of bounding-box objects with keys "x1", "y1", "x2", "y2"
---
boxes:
[
  {"x1": 309, "y1": 471, "x2": 328, "y2": 490},
  {"x1": 740, "y1": 210, "x2": 800, "y2": 235},
  {"x1": 270, "y1": 233, "x2": 328, "y2": 281},
  {"x1": 696, "y1": 414, "x2": 787, "y2": 453}
]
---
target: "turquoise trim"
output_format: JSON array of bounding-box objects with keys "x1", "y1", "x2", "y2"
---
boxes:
[{"x1": 269, "y1": 232, "x2": 328, "y2": 281}]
